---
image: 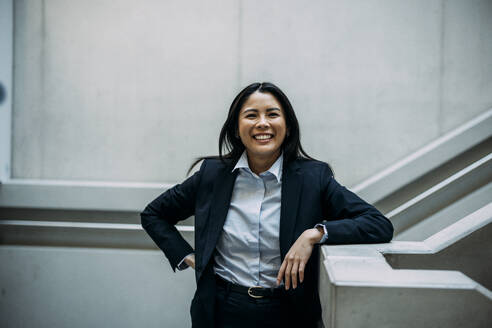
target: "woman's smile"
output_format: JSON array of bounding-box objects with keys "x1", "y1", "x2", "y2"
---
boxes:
[{"x1": 253, "y1": 133, "x2": 274, "y2": 142}]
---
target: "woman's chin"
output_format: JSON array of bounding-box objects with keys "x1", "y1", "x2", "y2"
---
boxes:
[{"x1": 247, "y1": 148, "x2": 281, "y2": 161}]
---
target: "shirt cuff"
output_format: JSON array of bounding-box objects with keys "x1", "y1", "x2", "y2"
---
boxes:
[
  {"x1": 314, "y1": 223, "x2": 329, "y2": 244},
  {"x1": 177, "y1": 253, "x2": 194, "y2": 271}
]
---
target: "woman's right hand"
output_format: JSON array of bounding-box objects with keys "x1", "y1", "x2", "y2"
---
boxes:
[{"x1": 184, "y1": 253, "x2": 196, "y2": 269}]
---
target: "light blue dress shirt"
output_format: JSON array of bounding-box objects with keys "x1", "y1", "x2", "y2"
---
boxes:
[{"x1": 213, "y1": 151, "x2": 283, "y2": 288}]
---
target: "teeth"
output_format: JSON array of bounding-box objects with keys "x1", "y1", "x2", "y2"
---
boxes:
[{"x1": 254, "y1": 134, "x2": 272, "y2": 140}]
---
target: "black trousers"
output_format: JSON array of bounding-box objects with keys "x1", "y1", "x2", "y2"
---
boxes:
[{"x1": 214, "y1": 282, "x2": 320, "y2": 328}]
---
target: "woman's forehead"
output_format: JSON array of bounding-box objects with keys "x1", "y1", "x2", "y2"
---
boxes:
[{"x1": 241, "y1": 92, "x2": 282, "y2": 111}]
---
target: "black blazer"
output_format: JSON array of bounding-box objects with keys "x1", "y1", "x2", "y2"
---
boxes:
[{"x1": 141, "y1": 157, "x2": 393, "y2": 328}]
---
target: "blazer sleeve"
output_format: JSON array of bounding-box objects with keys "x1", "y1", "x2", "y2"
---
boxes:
[
  {"x1": 319, "y1": 163, "x2": 394, "y2": 244},
  {"x1": 140, "y1": 160, "x2": 206, "y2": 271}
]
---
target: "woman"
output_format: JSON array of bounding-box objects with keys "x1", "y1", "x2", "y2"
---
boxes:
[{"x1": 141, "y1": 82, "x2": 393, "y2": 328}]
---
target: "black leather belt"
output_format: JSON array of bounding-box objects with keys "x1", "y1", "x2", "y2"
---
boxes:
[{"x1": 215, "y1": 275, "x2": 286, "y2": 299}]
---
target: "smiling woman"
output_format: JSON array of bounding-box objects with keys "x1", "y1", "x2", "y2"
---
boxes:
[
  {"x1": 237, "y1": 91, "x2": 287, "y2": 174},
  {"x1": 141, "y1": 82, "x2": 394, "y2": 328}
]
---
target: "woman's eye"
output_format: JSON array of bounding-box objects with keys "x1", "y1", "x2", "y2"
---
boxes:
[
  {"x1": 269, "y1": 113, "x2": 279, "y2": 117},
  {"x1": 246, "y1": 114, "x2": 256, "y2": 118}
]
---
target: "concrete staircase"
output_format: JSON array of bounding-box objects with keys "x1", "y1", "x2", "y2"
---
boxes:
[{"x1": 319, "y1": 203, "x2": 492, "y2": 327}]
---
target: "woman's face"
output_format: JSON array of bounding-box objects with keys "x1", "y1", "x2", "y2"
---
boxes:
[{"x1": 238, "y1": 91, "x2": 287, "y2": 162}]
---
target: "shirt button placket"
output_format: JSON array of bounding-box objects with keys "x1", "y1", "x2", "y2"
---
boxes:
[
  {"x1": 257, "y1": 176, "x2": 267, "y2": 286},
  {"x1": 252, "y1": 175, "x2": 263, "y2": 286}
]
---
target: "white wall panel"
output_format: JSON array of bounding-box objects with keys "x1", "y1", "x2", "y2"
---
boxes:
[
  {"x1": 441, "y1": 0, "x2": 492, "y2": 132},
  {"x1": 240, "y1": 0, "x2": 442, "y2": 183},
  {"x1": 0, "y1": 0, "x2": 13, "y2": 181},
  {"x1": 13, "y1": 0, "x2": 239, "y2": 182}
]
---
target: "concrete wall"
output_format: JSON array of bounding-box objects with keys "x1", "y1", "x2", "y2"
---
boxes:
[
  {"x1": 0, "y1": 0, "x2": 12, "y2": 181},
  {"x1": 0, "y1": 246, "x2": 196, "y2": 328},
  {"x1": 11, "y1": 0, "x2": 492, "y2": 185}
]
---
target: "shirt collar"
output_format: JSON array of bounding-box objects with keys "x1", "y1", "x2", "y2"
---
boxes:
[{"x1": 233, "y1": 151, "x2": 283, "y2": 182}]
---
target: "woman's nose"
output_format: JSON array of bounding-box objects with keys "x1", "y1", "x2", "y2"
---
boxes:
[{"x1": 257, "y1": 115, "x2": 269, "y2": 128}]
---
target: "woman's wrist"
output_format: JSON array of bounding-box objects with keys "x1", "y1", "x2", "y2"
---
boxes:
[
  {"x1": 184, "y1": 253, "x2": 195, "y2": 268},
  {"x1": 304, "y1": 228, "x2": 324, "y2": 245}
]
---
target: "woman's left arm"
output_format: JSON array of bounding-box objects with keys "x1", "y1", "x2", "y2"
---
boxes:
[
  {"x1": 277, "y1": 162, "x2": 394, "y2": 290},
  {"x1": 317, "y1": 163, "x2": 394, "y2": 244}
]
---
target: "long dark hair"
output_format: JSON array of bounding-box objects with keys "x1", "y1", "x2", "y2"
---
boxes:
[{"x1": 187, "y1": 82, "x2": 322, "y2": 175}]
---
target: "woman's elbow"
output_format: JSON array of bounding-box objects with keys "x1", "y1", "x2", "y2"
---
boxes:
[
  {"x1": 368, "y1": 215, "x2": 394, "y2": 243},
  {"x1": 140, "y1": 205, "x2": 153, "y2": 230},
  {"x1": 380, "y1": 217, "x2": 394, "y2": 243}
]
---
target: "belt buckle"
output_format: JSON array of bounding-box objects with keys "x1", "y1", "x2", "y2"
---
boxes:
[{"x1": 247, "y1": 286, "x2": 264, "y2": 299}]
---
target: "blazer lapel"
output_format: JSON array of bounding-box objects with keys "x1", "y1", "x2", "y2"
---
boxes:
[
  {"x1": 201, "y1": 164, "x2": 238, "y2": 270},
  {"x1": 279, "y1": 160, "x2": 302, "y2": 260}
]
